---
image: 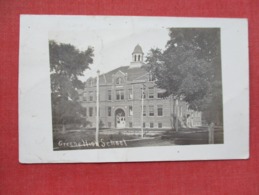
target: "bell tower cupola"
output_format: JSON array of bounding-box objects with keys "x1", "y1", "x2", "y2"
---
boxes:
[{"x1": 130, "y1": 44, "x2": 144, "y2": 68}]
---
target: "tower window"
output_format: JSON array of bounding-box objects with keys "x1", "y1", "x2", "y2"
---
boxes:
[
  {"x1": 134, "y1": 55, "x2": 137, "y2": 61},
  {"x1": 138, "y1": 55, "x2": 140, "y2": 61}
]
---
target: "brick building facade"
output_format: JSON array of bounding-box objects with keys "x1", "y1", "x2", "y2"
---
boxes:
[{"x1": 80, "y1": 45, "x2": 202, "y2": 129}]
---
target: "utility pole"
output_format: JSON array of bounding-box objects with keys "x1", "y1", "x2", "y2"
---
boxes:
[
  {"x1": 141, "y1": 84, "x2": 145, "y2": 138},
  {"x1": 96, "y1": 70, "x2": 100, "y2": 145}
]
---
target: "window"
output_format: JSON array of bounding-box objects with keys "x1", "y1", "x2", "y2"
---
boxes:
[
  {"x1": 157, "y1": 105, "x2": 163, "y2": 116},
  {"x1": 129, "y1": 122, "x2": 132, "y2": 128},
  {"x1": 89, "y1": 91, "x2": 93, "y2": 101},
  {"x1": 148, "y1": 87, "x2": 154, "y2": 99},
  {"x1": 157, "y1": 92, "x2": 163, "y2": 99},
  {"x1": 158, "y1": 123, "x2": 162, "y2": 128},
  {"x1": 148, "y1": 74, "x2": 155, "y2": 81},
  {"x1": 116, "y1": 89, "x2": 124, "y2": 100},
  {"x1": 116, "y1": 77, "x2": 122, "y2": 85},
  {"x1": 149, "y1": 105, "x2": 154, "y2": 116},
  {"x1": 89, "y1": 107, "x2": 93, "y2": 117},
  {"x1": 107, "y1": 90, "x2": 112, "y2": 100},
  {"x1": 128, "y1": 89, "x2": 133, "y2": 99},
  {"x1": 141, "y1": 88, "x2": 146, "y2": 99},
  {"x1": 129, "y1": 106, "x2": 133, "y2": 116},
  {"x1": 83, "y1": 92, "x2": 87, "y2": 101},
  {"x1": 89, "y1": 79, "x2": 93, "y2": 87},
  {"x1": 85, "y1": 107, "x2": 87, "y2": 117},
  {"x1": 108, "y1": 107, "x2": 112, "y2": 117},
  {"x1": 138, "y1": 55, "x2": 141, "y2": 61},
  {"x1": 150, "y1": 123, "x2": 154, "y2": 128},
  {"x1": 143, "y1": 106, "x2": 146, "y2": 116},
  {"x1": 143, "y1": 122, "x2": 145, "y2": 128}
]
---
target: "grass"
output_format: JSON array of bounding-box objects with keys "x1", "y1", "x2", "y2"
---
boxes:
[{"x1": 53, "y1": 126, "x2": 224, "y2": 150}]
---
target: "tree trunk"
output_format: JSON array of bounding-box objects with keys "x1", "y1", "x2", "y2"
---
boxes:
[
  {"x1": 62, "y1": 123, "x2": 66, "y2": 133},
  {"x1": 208, "y1": 122, "x2": 215, "y2": 144}
]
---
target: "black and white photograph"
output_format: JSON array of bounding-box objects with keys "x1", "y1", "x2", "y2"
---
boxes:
[
  {"x1": 49, "y1": 28, "x2": 223, "y2": 151},
  {"x1": 19, "y1": 16, "x2": 248, "y2": 163}
]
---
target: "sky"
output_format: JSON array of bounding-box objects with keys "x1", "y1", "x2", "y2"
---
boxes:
[{"x1": 48, "y1": 17, "x2": 171, "y2": 81}]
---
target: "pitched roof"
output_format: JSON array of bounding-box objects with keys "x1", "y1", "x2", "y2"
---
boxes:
[
  {"x1": 132, "y1": 44, "x2": 144, "y2": 54},
  {"x1": 97, "y1": 65, "x2": 148, "y2": 84}
]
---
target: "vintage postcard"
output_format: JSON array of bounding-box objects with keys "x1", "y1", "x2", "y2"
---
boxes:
[{"x1": 19, "y1": 15, "x2": 249, "y2": 163}]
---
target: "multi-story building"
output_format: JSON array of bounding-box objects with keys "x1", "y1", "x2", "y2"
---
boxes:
[{"x1": 80, "y1": 45, "x2": 202, "y2": 129}]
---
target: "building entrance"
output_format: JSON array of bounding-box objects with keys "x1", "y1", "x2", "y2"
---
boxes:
[{"x1": 115, "y1": 108, "x2": 126, "y2": 128}]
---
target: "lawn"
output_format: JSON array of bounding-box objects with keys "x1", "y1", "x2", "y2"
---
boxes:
[{"x1": 53, "y1": 126, "x2": 224, "y2": 150}]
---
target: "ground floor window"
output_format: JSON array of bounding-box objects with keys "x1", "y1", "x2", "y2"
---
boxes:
[
  {"x1": 143, "y1": 122, "x2": 145, "y2": 128},
  {"x1": 108, "y1": 107, "x2": 112, "y2": 116},
  {"x1": 129, "y1": 122, "x2": 132, "y2": 128},
  {"x1": 129, "y1": 106, "x2": 133, "y2": 116},
  {"x1": 158, "y1": 123, "x2": 162, "y2": 128},
  {"x1": 150, "y1": 122, "x2": 154, "y2": 128}
]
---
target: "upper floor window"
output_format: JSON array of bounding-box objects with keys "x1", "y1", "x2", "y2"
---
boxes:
[
  {"x1": 128, "y1": 89, "x2": 133, "y2": 99},
  {"x1": 149, "y1": 105, "x2": 154, "y2": 116},
  {"x1": 157, "y1": 105, "x2": 163, "y2": 116},
  {"x1": 89, "y1": 79, "x2": 93, "y2": 87},
  {"x1": 148, "y1": 73, "x2": 155, "y2": 81},
  {"x1": 83, "y1": 92, "x2": 87, "y2": 101},
  {"x1": 107, "y1": 90, "x2": 112, "y2": 101},
  {"x1": 148, "y1": 87, "x2": 154, "y2": 99},
  {"x1": 89, "y1": 91, "x2": 94, "y2": 101},
  {"x1": 143, "y1": 106, "x2": 146, "y2": 116},
  {"x1": 157, "y1": 92, "x2": 163, "y2": 99},
  {"x1": 116, "y1": 89, "x2": 124, "y2": 100},
  {"x1": 116, "y1": 77, "x2": 122, "y2": 85}
]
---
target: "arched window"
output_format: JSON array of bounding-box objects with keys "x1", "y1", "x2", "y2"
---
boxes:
[
  {"x1": 134, "y1": 55, "x2": 137, "y2": 62},
  {"x1": 138, "y1": 55, "x2": 141, "y2": 61}
]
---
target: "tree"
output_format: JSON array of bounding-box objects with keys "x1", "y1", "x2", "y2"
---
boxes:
[
  {"x1": 146, "y1": 28, "x2": 223, "y2": 127},
  {"x1": 49, "y1": 40, "x2": 94, "y2": 131}
]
